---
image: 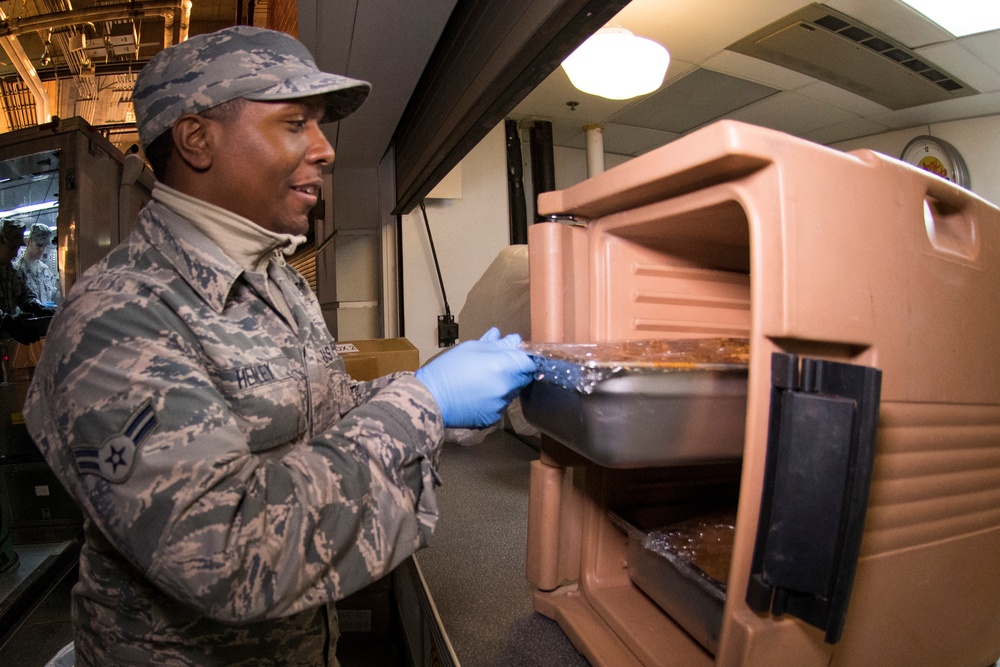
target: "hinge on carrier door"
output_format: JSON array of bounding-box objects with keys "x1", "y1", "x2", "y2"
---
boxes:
[{"x1": 746, "y1": 352, "x2": 882, "y2": 644}]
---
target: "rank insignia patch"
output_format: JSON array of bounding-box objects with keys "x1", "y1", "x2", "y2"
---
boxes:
[{"x1": 76, "y1": 400, "x2": 158, "y2": 483}]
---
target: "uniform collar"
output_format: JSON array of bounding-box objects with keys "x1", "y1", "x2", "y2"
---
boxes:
[
  {"x1": 138, "y1": 200, "x2": 244, "y2": 313},
  {"x1": 152, "y1": 183, "x2": 306, "y2": 273}
]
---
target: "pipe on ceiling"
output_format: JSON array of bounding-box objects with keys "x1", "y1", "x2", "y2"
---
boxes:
[
  {"x1": 0, "y1": 1, "x2": 183, "y2": 44},
  {"x1": 149, "y1": 0, "x2": 191, "y2": 48},
  {"x1": 585, "y1": 124, "x2": 604, "y2": 178},
  {"x1": 162, "y1": 9, "x2": 174, "y2": 47},
  {"x1": 0, "y1": 7, "x2": 51, "y2": 124},
  {"x1": 178, "y1": 0, "x2": 191, "y2": 42}
]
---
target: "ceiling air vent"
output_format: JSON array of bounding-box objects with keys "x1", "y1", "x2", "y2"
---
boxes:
[{"x1": 727, "y1": 4, "x2": 977, "y2": 110}]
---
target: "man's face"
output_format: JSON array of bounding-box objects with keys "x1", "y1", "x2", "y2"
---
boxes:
[
  {"x1": 204, "y1": 97, "x2": 334, "y2": 236},
  {"x1": 25, "y1": 240, "x2": 45, "y2": 261}
]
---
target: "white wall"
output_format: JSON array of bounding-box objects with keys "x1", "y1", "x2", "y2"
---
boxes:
[
  {"x1": 401, "y1": 124, "x2": 510, "y2": 364},
  {"x1": 402, "y1": 122, "x2": 644, "y2": 363},
  {"x1": 401, "y1": 121, "x2": 635, "y2": 363},
  {"x1": 831, "y1": 114, "x2": 1000, "y2": 207}
]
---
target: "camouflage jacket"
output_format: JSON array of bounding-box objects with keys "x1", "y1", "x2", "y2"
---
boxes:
[
  {"x1": 24, "y1": 200, "x2": 444, "y2": 666},
  {"x1": 14, "y1": 255, "x2": 60, "y2": 305},
  {"x1": 0, "y1": 258, "x2": 42, "y2": 318}
]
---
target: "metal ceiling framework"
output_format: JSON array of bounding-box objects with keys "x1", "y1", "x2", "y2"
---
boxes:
[{"x1": 0, "y1": 0, "x2": 192, "y2": 137}]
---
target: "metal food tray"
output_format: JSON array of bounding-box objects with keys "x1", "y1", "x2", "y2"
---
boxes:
[
  {"x1": 610, "y1": 510, "x2": 733, "y2": 655},
  {"x1": 520, "y1": 339, "x2": 748, "y2": 468}
]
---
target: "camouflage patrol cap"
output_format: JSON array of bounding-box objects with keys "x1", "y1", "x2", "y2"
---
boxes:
[
  {"x1": 132, "y1": 25, "x2": 371, "y2": 149},
  {"x1": 28, "y1": 223, "x2": 54, "y2": 245},
  {"x1": 0, "y1": 220, "x2": 25, "y2": 244}
]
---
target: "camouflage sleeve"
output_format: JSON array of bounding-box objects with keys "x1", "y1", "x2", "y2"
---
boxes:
[
  {"x1": 12, "y1": 269, "x2": 42, "y2": 311},
  {"x1": 348, "y1": 371, "x2": 409, "y2": 404},
  {"x1": 25, "y1": 288, "x2": 444, "y2": 623}
]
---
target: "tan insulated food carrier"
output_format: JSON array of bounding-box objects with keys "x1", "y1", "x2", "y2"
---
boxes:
[{"x1": 521, "y1": 120, "x2": 1000, "y2": 667}]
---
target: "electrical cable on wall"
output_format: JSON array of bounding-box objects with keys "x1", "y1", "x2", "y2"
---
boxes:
[{"x1": 419, "y1": 201, "x2": 459, "y2": 347}]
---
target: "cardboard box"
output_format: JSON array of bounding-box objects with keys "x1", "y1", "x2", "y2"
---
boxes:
[{"x1": 336, "y1": 338, "x2": 419, "y2": 382}]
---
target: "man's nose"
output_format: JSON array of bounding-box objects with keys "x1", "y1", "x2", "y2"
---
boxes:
[{"x1": 307, "y1": 123, "x2": 335, "y2": 166}]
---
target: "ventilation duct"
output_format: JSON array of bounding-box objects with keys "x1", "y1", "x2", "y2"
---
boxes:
[{"x1": 727, "y1": 3, "x2": 976, "y2": 110}]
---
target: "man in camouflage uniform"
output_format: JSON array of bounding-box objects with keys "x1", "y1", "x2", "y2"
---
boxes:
[
  {"x1": 14, "y1": 222, "x2": 61, "y2": 306},
  {"x1": 0, "y1": 219, "x2": 51, "y2": 344},
  {"x1": 24, "y1": 26, "x2": 535, "y2": 666}
]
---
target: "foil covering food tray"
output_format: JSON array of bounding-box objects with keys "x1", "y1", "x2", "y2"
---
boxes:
[
  {"x1": 520, "y1": 338, "x2": 749, "y2": 467},
  {"x1": 611, "y1": 510, "x2": 736, "y2": 654}
]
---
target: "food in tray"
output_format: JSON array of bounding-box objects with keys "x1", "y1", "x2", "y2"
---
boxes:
[
  {"x1": 522, "y1": 337, "x2": 749, "y2": 394},
  {"x1": 523, "y1": 337, "x2": 749, "y2": 368},
  {"x1": 644, "y1": 510, "x2": 737, "y2": 588}
]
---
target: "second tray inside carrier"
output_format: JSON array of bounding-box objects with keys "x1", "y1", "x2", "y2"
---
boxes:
[{"x1": 611, "y1": 505, "x2": 737, "y2": 655}]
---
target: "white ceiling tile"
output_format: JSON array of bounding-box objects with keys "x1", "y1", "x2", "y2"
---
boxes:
[
  {"x1": 613, "y1": 68, "x2": 779, "y2": 134},
  {"x1": 610, "y1": 0, "x2": 809, "y2": 67},
  {"x1": 860, "y1": 108, "x2": 925, "y2": 131},
  {"x1": 722, "y1": 91, "x2": 856, "y2": 135},
  {"x1": 663, "y1": 60, "x2": 700, "y2": 85},
  {"x1": 957, "y1": 31, "x2": 1000, "y2": 73},
  {"x1": 701, "y1": 50, "x2": 816, "y2": 90},
  {"x1": 796, "y1": 81, "x2": 891, "y2": 116},
  {"x1": 600, "y1": 124, "x2": 682, "y2": 156},
  {"x1": 869, "y1": 89, "x2": 1000, "y2": 127},
  {"x1": 823, "y1": 0, "x2": 952, "y2": 47},
  {"x1": 828, "y1": 126, "x2": 918, "y2": 162},
  {"x1": 550, "y1": 122, "x2": 587, "y2": 149},
  {"x1": 916, "y1": 41, "x2": 1000, "y2": 92},
  {"x1": 801, "y1": 117, "x2": 892, "y2": 145}
]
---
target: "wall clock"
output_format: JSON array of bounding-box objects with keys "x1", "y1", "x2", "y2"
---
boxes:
[{"x1": 900, "y1": 135, "x2": 970, "y2": 189}]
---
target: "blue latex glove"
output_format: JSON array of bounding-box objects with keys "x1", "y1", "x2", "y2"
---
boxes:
[{"x1": 415, "y1": 327, "x2": 536, "y2": 428}]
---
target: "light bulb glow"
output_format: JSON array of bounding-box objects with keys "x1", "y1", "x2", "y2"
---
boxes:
[{"x1": 561, "y1": 28, "x2": 670, "y2": 100}]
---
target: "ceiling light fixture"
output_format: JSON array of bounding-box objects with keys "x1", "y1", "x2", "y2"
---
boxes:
[
  {"x1": 898, "y1": 0, "x2": 1000, "y2": 37},
  {"x1": 0, "y1": 201, "x2": 58, "y2": 217},
  {"x1": 561, "y1": 27, "x2": 670, "y2": 100}
]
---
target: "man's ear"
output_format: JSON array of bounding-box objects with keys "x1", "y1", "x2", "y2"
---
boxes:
[{"x1": 171, "y1": 114, "x2": 214, "y2": 172}]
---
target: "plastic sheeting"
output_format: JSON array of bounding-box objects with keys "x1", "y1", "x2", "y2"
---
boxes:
[
  {"x1": 457, "y1": 245, "x2": 530, "y2": 342},
  {"x1": 448, "y1": 245, "x2": 537, "y2": 445}
]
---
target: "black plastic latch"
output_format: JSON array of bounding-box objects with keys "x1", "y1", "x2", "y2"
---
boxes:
[{"x1": 747, "y1": 352, "x2": 882, "y2": 644}]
